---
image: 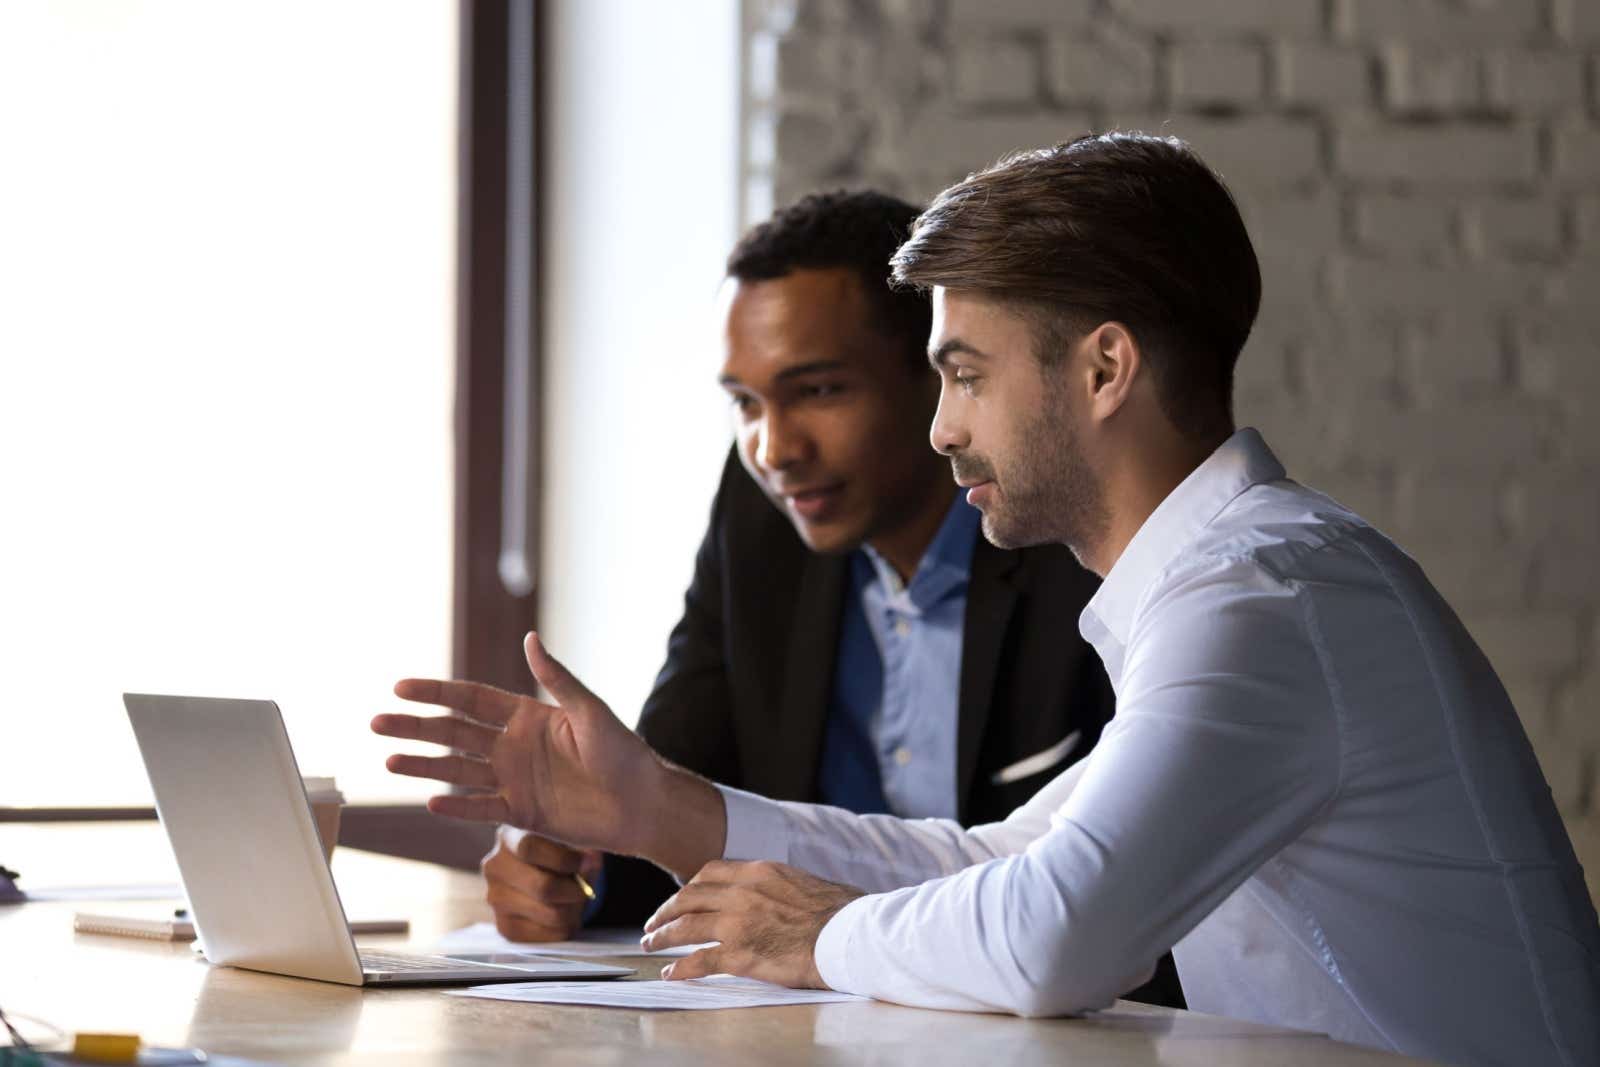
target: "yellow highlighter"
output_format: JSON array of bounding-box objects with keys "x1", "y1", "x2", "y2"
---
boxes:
[
  {"x1": 70, "y1": 1033, "x2": 141, "y2": 1064},
  {"x1": 574, "y1": 872, "x2": 597, "y2": 901}
]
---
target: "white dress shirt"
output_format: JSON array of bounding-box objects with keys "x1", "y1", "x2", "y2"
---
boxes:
[{"x1": 718, "y1": 428, "x2": 1600, "y2": 1066}]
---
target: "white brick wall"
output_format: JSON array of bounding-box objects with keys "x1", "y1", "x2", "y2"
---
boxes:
[
  {"x1": 1170, "y1": 41, "x2": 1267, "y2": 108},
  {"x1": 745, "y1": 0, "x2": 1600, "y2": 894},
  {"x1": 1276, "y1": 43, "x2": 1372, "y2": 108}
]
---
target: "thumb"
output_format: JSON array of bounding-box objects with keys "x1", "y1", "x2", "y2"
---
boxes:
[{"x1": 524, "y1": 631, "x2": 597, "y2": 709}]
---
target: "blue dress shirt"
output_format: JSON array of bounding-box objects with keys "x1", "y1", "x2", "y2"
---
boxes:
[{"x1": 817, "y1": 494, "x2": 981, "y2": 821}]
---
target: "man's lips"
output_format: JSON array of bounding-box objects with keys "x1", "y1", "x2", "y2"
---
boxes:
[
  {"x1": 958, "y1": 477, "x2": 995, "y2": 507},
  {"x1": 777, "y1": 483, "x2": 845, "y2": 521}
]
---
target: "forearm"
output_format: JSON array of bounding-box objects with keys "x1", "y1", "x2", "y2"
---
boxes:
[
  {"x1": 711, "y1": 753, "x2": 1093, "y2": 893},
  {"x1": 815, "y1": 828, "x2": 1161, "y2": 1015},
  {"x1": 717, "y1": 786, "x2": 1010, "y2": 892},
  {"x1": 621, "y1": 756, "x2": 727, "y2": 882}
]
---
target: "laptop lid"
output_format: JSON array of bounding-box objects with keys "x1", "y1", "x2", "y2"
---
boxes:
[{"x1": 123, "y1": 693, "x2": 367, "y2": 985}]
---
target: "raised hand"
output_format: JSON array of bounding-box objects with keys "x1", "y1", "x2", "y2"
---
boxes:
[
  {"x1": 371, "y1": 632, "x2": 654, "y2": 854},
  {"x1": 641, "y1": 860, "x2": 864, "y2": 988},
  {"x1": 372, "y1": 632, "x2": 728, "y2": 878}
]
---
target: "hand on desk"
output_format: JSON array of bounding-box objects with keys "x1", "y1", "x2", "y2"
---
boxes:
[
  {"x1": 370, "y1": 632, "x2": 728, "y2": 883},
  {"x1": 643, "y1": 860, "x2": 864, "y2": 988},
  {"x1": 483, "y1": 827, "x2": 604, "y2": 942}
]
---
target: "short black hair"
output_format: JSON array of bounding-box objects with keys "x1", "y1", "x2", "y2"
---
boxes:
[
  {"x1": 893, "y1": 133, "x2": 1260, "y2": 442},
  {"x1": 727, "y1": 189, "x2": 931, "y2": 369}
]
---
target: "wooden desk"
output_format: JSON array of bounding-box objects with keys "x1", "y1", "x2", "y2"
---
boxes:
[{"x1": 1, "y1": 823, "x2": 1433, "y2": 1066}]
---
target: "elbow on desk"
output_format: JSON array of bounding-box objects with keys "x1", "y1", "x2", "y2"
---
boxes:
[
  {"x1": 993, "y1": 896, "x2": 1161, "y2": 1018},
  {"x1": 1001, "y1": 965, "x2": 1126, "y2": 1019}
]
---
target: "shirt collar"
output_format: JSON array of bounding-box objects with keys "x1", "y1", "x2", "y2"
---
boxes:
[
  {"x1": 859, "y1": 491, "x2": 981, "y2": 613},
  {"x1": 1083, "y1": 427, "x2": 1286, "y2": 650}
]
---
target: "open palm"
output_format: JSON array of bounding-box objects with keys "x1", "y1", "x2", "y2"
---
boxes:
[{"x1": 371, "y1": 632, "x2": 653, "y2": 854}]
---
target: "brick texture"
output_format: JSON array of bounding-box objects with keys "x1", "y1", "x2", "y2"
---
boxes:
[
  {"x1": 1380, "y1": 45, "x2": 1487, "y2": 116},
  {"x1": 1488, "y1": 50, "x2": 1587, "y2": 111},
  {"x1": 1554, "y1": 124, "x2": 1600, "y2": 182},
  {"x1": 1340, "y1": 0, "x2": 1544, "y2": 44},
  {"x1": 746, "y1": 0, "x2": 1600, "y2": 883},
  {"x1": 1170, "y1": 42, "x2": 1267, "y2": 108},
  {"x1": 952, "y1": 40, "x2": 1040, "y2": 105},
  {"x1": 1048, "y1": 30, "x2": 1157, "y2": 107},
  {"x1": 1338, "y1": 124, "x2": 1540, "y2": 185},
  {"x1": 1113, "y1": 0, "x2": 1323, "y2": 37},
  {"x1": 948, "y1": 0, "x2": 1094, "y2": 30},
  {"x1": 1277, "y1": 43, "x2": 1372, "y2": 108},
  {"x1": 1354, "y1": 194, "x2": 1456, "y2": 255},
  {"x1": 1468, "y1": 196, "x2": 1565, "y2": 257}
]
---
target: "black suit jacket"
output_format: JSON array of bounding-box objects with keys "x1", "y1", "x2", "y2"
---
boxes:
[{"x1": 594, "y1": 449, "x2": 1182, "y2": 1008}]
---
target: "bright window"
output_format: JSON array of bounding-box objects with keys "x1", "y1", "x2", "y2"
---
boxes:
[{"x1": 0, "y1": 1, "x2": 458, "y2": 805}]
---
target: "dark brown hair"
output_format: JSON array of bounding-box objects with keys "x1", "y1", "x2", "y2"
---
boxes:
[{"x1": 891, "y1": 132, "x2": 1261, "y2": 440}]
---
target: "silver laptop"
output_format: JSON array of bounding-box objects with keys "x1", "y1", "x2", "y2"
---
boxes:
[{"x1": 123, "y1": 693, "x2": 632, "y2": 987}]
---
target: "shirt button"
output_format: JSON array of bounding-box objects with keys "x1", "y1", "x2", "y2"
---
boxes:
[
  {"x1": 892, "y1": 618, "x2": 911, "y2": 637},
  {"x1": 894, "y1": 746, "x2": 912, "y2": 767}
]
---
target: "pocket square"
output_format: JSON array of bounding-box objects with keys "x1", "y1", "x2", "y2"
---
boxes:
[{"x1": 989, "y1": 730, "x2": 1082, "y2": 786}]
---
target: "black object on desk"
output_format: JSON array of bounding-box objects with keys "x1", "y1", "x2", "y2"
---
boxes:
[{"x1": 0, "y1": 865, "x2": 24, "y2": 904}]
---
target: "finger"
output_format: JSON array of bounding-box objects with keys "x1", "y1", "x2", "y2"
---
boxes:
[
  {"x1": 579, "y1": 850, "x2": 605, "y2": 881},
  {"x1": 484, "y1": 851, "x2": 590, "y2": 905},
  {"x1": 642, "y1": 912, "x2": 721, "y2": 953},
  {"x1": 425, "y1": 792, "x2": 510, "y2": 823},
  {"x1": 370, "y1": 712, "x2": 501, "y2": 755},
  {"x1": 523, "y1": 632, "x2": 598, "y2": 709},
  {"x1": 486, "y1": 883, "x2": 586, "y2": 926},
  {"x1": 513, "y1": 834, "x2": 584, "y2": 874},
  {"x1": 493, "y1": 910, "x2": 576, "y2": 944},
  {"x1": 644, "y1": 881, "x2": 728, "y2": 933},
  {"x1": 392, "y1": 678, "x2": 525, "y2": 726},
  {"x1": 384, "y1": 753, "x2": 497, "y2": 790},
  {"x1": 661, "y1": 946, "x2": 724, "y2": 981}
]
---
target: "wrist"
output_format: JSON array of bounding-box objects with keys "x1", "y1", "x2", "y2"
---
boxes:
[{"x1": 629, "y1": 755, "x2": 725, "y2": 880}]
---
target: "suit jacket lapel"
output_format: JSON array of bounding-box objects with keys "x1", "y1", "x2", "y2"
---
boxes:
[
  {"x1": 956, "y1": 539, "x2": 1022, "y2": 822},
  {"x1": 772, "y1": 550, "x2": 848, "y2": 802}
]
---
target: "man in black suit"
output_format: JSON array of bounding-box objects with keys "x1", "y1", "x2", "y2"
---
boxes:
[{"x1": 479, "y1": 190, "x2": 1181, "y2": 1007}]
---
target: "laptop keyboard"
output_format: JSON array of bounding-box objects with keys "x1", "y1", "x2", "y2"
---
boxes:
[{"x1": 359, "y1": 950, "x2": 457, "y2": 973}]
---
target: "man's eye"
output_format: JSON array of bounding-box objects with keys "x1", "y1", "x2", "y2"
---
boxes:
[
  {"x1": 730, "y1": 394, "x2": 758, "y2": 415},
  {"x1": 954, "y1": 373, "x2": 978, "y2": 394},
  {"x1": 803, "y1": 383, "x2": 841, "y2": 399}
]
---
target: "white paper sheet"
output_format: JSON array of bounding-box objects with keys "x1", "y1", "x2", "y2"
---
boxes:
[
  {"x1": 433, "y1": 922, "x2": 711, "y2": 959},
  {"x1": 18, "y1": 882, "x2": 184, "y2": 902},
  {"x1": 448, "y1": 973, "x2": 865, "y2": 1010}
]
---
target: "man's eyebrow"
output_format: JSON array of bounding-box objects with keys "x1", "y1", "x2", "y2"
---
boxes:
[
  {"x1": 719, "y1": 360, "x2": 850, "y2": 388},
  {"x1": 929, "y1": 339, "x2": 989, "y2": 369},
  {"x1": 774, "y1": 359, "x2": 849, "y2": 382}
]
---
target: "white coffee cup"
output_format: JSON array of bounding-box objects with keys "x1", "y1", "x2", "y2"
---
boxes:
[{"x1": 302, "y1": 776, "x2": 345, "y2": 863}]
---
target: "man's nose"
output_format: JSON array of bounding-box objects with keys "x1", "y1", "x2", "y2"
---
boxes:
[
  {"x1": 757, "y1": 407, "x2": 810, "y2": 471},
  {"x1": 929, "y1": 392, "x2": 967, "y2": 457}
]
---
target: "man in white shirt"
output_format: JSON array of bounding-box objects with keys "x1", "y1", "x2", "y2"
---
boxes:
[{"x1": 373, "y1": 132, "x2": 1600, "y2": 1065}]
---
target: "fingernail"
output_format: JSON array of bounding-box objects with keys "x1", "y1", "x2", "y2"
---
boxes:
[{"x1": 661, "y1": 964, "x2": 674, "y2": 979}]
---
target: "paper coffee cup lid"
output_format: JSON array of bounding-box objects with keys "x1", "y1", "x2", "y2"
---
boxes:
[{"x1": 303, "y1": 777, "x2": 343, "y2": 801}]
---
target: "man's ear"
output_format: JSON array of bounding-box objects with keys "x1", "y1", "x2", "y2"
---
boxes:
[{"x1": 1083, "y1": 322, "x2": 1141, "y2": 422}]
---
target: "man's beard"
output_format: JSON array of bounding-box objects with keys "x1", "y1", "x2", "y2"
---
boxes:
[{"x1": 952, "y1": 388, "x2": 1108, "y2": 559}]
